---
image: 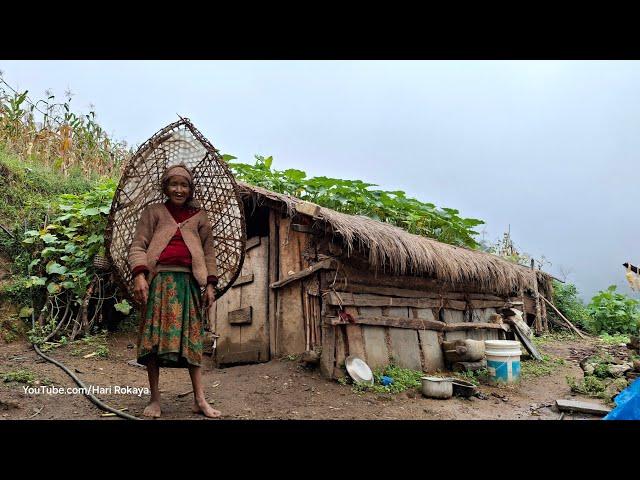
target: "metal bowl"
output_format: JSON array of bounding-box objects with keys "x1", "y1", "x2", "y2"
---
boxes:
[
  {"x1": 451, "y1": 379, "x2": 478, "y2": 398},
  {"x1": 345, "y1": 356, "x2": 374, "y2": 385}
]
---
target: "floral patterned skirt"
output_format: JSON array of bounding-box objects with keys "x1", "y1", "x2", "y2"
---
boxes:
[{"x1": 137, "y1": 271, "x2": 204, "y2": 368}]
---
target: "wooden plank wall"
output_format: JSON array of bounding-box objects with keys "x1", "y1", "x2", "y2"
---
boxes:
[
  {"x1": 318, "y1": 269, "x2": 517, "y2": 377},
  {"x1": 214, "y1": 235, "x2": 269, "y2": 364},
  {"x1": 273, "y1": 216, "x2": 314, "y2": 356}
]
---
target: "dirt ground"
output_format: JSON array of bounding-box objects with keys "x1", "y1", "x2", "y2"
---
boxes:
[{"x1": 0, "y1": 331, "x2": 612, "y2": 420}]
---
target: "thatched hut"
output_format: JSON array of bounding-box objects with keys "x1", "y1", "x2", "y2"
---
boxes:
[{"x1": 211, "y1": 182, "x2": 552, "y2": 378}]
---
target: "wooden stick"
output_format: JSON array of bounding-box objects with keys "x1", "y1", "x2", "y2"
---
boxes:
[
  {"x1": 0, "y1": 223, "x2": 14, "y2": 238},
  {"x1": 269, "y1": 258, "x2": 338, "y2": 289},
  {"x1": 540, "y1": 295, "x2": 586, "y2": 339},
  {"x1": 29, "y1": 407, "x2": 44, "y2": 418}
]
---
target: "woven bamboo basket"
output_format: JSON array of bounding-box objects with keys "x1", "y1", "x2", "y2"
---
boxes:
[
  {"x1": 104, "y1": 118, "x2": 246, "y2": 301},
  {"x1": 93, "y1": 254, "x2": 111, "y2": 271}
]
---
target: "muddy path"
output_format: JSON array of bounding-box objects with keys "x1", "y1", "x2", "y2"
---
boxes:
[{"x1": 0, "y1": 332, "x2": 609, "y2": 420}]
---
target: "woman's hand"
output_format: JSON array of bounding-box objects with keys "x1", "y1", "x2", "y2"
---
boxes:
[
  {"x1": 133, "y1": 273, "x2": 149, "y2": 305},
  {"x1": 203, "y1": 284, "x2": 216, "y2": 309}
]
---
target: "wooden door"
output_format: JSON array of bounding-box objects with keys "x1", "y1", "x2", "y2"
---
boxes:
[{"x1": 212, "y1": 235, "x2": 269, "y2": 365}]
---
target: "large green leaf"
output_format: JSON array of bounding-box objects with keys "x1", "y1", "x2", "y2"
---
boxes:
[
  {"x1": 28, "y1": 258, "x2": 40, "y2": 273},
  {"x1": 80, "y1": 207, "x2": 100, "y2": 216},
  {"x1": 46, "y1": 262, "x2": 67, "y2": 275},
  {"x1": 41, "y1": 233, "x2": 59, "y2": 244},
  {"x1": 114, "y1": 300, "x2": 131, "y2": 315},
  {"x1": 28, "y1": 276, "x2": 47, "y2": 287}
]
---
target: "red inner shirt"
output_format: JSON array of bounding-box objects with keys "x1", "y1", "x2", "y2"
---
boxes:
[
  {"x1": 132, "y1": 201, "x2": 218, "y2": 286},
  {"x1": 157, "y1": 200, "x2": 200, "y2": 267}
]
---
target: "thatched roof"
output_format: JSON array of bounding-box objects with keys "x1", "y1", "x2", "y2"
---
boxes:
[{"x1": 237, "y1": 182, "x2": 552, "y2": 297}]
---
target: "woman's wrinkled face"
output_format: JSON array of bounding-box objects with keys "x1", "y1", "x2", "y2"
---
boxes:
[{"x1": 166, "y1": 176, "x2": 191, "y2": 206}]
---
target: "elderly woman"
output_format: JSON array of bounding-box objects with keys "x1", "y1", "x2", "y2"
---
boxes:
[{"x1": 128, "y1": 164, "x2": 221, "y2": 418}]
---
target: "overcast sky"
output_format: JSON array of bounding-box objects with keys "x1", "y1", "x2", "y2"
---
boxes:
[{"x1": 1, "y1": 60, "x2": 637, "y2": 301}]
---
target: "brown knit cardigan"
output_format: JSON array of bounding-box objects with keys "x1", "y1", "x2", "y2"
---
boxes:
[{"x1": 128, "y1": 203, "x2": 218, "y2": 288}]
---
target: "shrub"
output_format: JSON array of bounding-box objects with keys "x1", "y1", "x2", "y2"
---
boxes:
[
  {"x1": 551, "y1": 281, "x2": 590, "y2": 330},
  {"x1": 227, "y1": 155, "x2": 484, "y2": 249},
  {"x1": 586, "y1": 285, "x2": 640, "y2": 335}
]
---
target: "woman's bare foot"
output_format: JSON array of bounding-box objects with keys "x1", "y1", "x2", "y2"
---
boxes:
[
  {"x1": 192, "y1": 398, "x2": 222, "y2": 418},
  {"x1": 143, "y1": 400, "x2": 161, "y2": 418}
]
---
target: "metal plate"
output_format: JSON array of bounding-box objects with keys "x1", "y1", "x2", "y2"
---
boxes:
[{"x1": 345, "y1": 355, "x2": 374, "y2": 385}]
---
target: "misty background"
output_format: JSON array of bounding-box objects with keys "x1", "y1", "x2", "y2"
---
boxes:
[{"x1": 1, "y1": 60, "x2": 637, "y2": 301}]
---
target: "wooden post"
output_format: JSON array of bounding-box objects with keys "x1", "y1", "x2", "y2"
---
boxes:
[
  {"x1": 268, "y1": 210, "x2": 280, "y2": 357},
  {"x1": 540, "y1": 286, "x2": 549, "y2": 332},
  {"x1": 531, "y1": 259, "x2": 543, "y2": 334}
]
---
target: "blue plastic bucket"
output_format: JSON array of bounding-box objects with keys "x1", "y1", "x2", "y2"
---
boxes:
[{"x1": 484, "y1": 340, "x2": 522, "y2": 383}]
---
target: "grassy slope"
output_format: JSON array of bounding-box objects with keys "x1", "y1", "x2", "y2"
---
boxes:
[{"x1": 0, "y1": 148, "x2": 97, "y2": 232}]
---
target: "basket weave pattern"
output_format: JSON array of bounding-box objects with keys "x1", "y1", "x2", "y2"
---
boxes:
[{"x1": 104, "y1": 118, "x2": 246, "y2": 301}]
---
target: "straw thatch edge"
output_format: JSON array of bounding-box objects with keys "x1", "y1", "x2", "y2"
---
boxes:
[{"x1": 237, "y1": 181, "x2": 552, "y2": 297}]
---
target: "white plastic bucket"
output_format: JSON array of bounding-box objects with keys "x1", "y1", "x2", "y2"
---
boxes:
[{"x1": 484, "y1": 340, "x2": 522, "y2": 383}]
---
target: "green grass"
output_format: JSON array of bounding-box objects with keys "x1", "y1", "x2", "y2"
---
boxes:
[
  {"x1": 452, "y1": 368, "x2": 490, "y2": 386},
  {"x1": 597, "y1": 333, "x2": 631, "y2": 345},
  {"x1": 566, "y1": 375, "x2": 606, "y2": 397},
  {"x1": 531, "y1": 331, "x2": 576, "y2": 347},
  {"x1": 521, "y1": 354, "x2": 565, "y2": 379},
  {"x1": 2, "y1": 369, "x2": 36, "y2": 385},
  {"x1": 340, "y1": 364, "x2": 424, "y2": 394},
  {"x1": 68, "y1": 330, "x2": 109, "y2": 358},
  {"x1": 0, "y1": 148, "x2": 97, "y2": 231},
  {"x1": 0, "y1": 312, "x2": 26, "y2": 343},
  {"x1": 566, "y1": 375, "x2": 628, "y2": 403}
]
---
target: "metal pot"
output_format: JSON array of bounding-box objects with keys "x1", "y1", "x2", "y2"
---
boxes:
[{"x1": 421, "y1": 376, "x2": 453, "y2": 399}]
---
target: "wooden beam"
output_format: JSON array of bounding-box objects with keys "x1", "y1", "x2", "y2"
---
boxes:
[
  {"x1": 445, "y1": 322, "x2": 509, "y2": 332},
  {"x1": 555, "y1": 399, "x2": 611, "y2": 417},
  {"x1": 231, "y1": 274, "x2": 254, "y2": 287},
  {"x1": 323, "y1": 315, "x2": 508, "y2": 333},
  {"x1": 291, "y1": 223, "x2": 322, "y2": 235},
  {"x1": 467, "y1": 300, "x2": 514, "y2": 309},
  {"x1": 327, "y1": 283, "x2": 507, "y2": 301},
  {"x1": 325, "y1": 291, "x2": 465, "y2": 310},
  {"x1": 325, "y1": 291, "x2": 511, "y2": 311},
  {"x1": 246, "y1": 236, "x2": 261, "y2": 251},
  {"x1": 324, "y1": 315, "x2": 445, "y2": 330},
  {"x1": 270, "y1": 258, "x2": 338, "y2": 289},
  {"x1": 295, "y1": 201, "x2": 321, "y2": 218}
]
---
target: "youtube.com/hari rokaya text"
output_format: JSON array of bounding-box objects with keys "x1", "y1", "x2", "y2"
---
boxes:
[{"x1": 22, "y1": 385, "x2": 150, "y2": 397}]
